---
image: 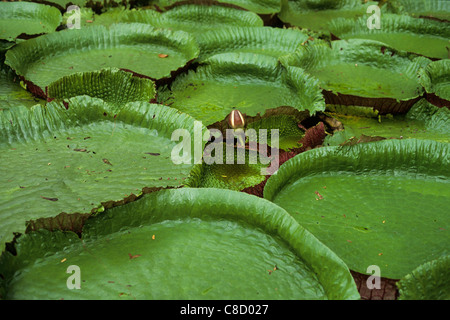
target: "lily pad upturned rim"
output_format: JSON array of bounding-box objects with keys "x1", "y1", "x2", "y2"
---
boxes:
[
  {"x1": 0, "y1": 96, "x2": 208, "y2": 252},
  {"x1": 328, "y1": 13, "x2": 450, "y2": 60},
  {"x1": 4, "y1": 23, "x2": 200, "y2": 93},
  {"x1": 0, "y1": 95, "x2": 205, "y2": 153},
  {"x1": 280, "y1": 39, "x2": 431, "y2": 114},
  {"x1": 386, "y1": 0, "x2": 450, "y2": 22},
  {"x1": 0, "y1": 188, "x2": 360, "y2": 300},
  {"x1": 46, "y1": 68, "x2": 157, "y2": 106},
  {"x1": 418, "y1": 59, "x2": 450, "y2": 108},
  {"x1": 264, "y1": 138, "x2": 449, "y2": 201},
  {"x1": 195, "y1": 26, "x2": 311, "y2": 62},
  {"x1": 184, "y1": 142, "x2": 271, "y2": 192},
  {"x1": 278, "y1": 0, "x2": 377, "y2": 31},
  {"x1": 32, "y1": 0, "x2": 88, "y2": 11},
  {"x1": 160, "y1": 52, "x2": 325, "y2": 125},
  {"x1": 0, "y1": 2, "x2": 62, "y2": 41},
  {"x1": 397, "y1": 254, "x2": 450, "y2": 300},
  {"x1": 158, "y1": 0, "x2": 282, "y2": 15},
  {"x1": 124, "y1": 2, "x2": 264, "y2": 33}
]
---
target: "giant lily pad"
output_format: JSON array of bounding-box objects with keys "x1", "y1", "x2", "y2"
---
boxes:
[
  {"x1": 158, "y1": 53, "x2": 325, "y2": 126},
  {"x1": 195, "y1": 26, "x2": 310, "y2": 62},
  {"x1": 5, "y1": 23, "x2": 199, "y2": 93},
  {"x1": 278, "y1": 0, "x2": 377, "y2": 32},
  {"x1": 386, "y1": 0, "x2": 450, "y2": 22},
  {"x1": 418, "y1": 59, "x2": 450, "y2": 107},
  {"x1": 280, "y1": 39, "x2": 431, "y2": 114},
  {"x1": 33, "y1": 0, "x2": 88, "y2": 10},
  {"x1": 216, "y1": 0, "x2": 282, "y2": 14},
  {"x1": 328, "y1": 13, "x2": 450, "y2": 60},
  {"x1": 186, "y1": 143, "x2": 271, "y2": 191},
  {"x1": 246, "y1": 114, "x2": 306, "y2": 151},
  {"x1": 63, "y1": 4, "x2": 264, "y2": 32},
  {"x1": 397, "y1": 255, "x2": 450, "y2": 300},
  {"x1": 264, "y1": 139, "x2": 450, "y2": 279},
  {"x1": 47, "y1": 68, "x2": 157, "y2": 110},
  {"x1": 0, "y1": 67, "x2": 45, "y2": 110},
  {"x1": 0, "y1": 188, "x2": 359, "y2": 300},
  {"x1": 0, "y1": 96, "x2": 206, "y2": 252},
  {"x1": 405, "y1": 99, "x2": 450, "y2": 137},
  {"x1": 0, "y1": 2, "x2": 62, "y2": 41},
  {"x1": 154, "y1": 0, "x2": 282, "y2": 14},
  {"x1": 324, "y1": 98, "x2": 450, "y2": 146},
  {"x1": 325, "y1": 99, "x2": 450, "y2": 145},
  {"x1": 124, "y1": 4, "x2": 264, "y2": 33}
]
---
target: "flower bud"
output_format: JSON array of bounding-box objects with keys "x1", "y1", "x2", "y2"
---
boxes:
[{"x1": 228, "y1": 109, "x2": 245, "y2": 129}]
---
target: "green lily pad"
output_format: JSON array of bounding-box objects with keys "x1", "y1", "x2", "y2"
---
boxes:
[
  {"x1": 47, "y1": 68, "x2": 156, "y2": 110},
  {"x1": 158, "y1": 53, "x2": 325, "y2": 126},
  {"x1": 324, "y1": 99, "x2": 450, "y2": 144},
  {"x1": 196, "y1": 26, "x2": 310, "y2": 62},
  {"x1": 154, "y1": 0, "x2": 282, "y2": 14},
  {"x1": 280, "y1": 39, "x2": 430, "y2": 113},
  {"x1": 386, "y1": 0, "x2": 450, "y2": 22},
  {"x1": 278, "y1": 0, "x2": 378, "y2": 32},
  {"x1": 0, "y1": 2, "x2": 62, "y2": 41},
  {"x1": 0, "y1": 96, "x2": 206, "y2": 253},
  {"x1": 186, "y1": 143, "x2": 270, "y2": 191},
  {"x1": 0, "y1": 188, "x2": 359, "y2": 300},
  {"x1": 123, "y1": 4, "x2": 264, "y2": 34},
  {"x1": 0, "y1": 67, "x2": 45, "y2": 110},
  {"x1": 418, "y1": 59, "x2": 450, "y2": 107},
  {"x1": 397, "y1": 255, "x2": 450, "y2": 300},
  {"x1": 5, "y1": 23, "x2": 199, "y2": 91},
  {"x1": 33, "y1": 0, "x2": 88, "y2": 10},
  {"x1": 329, "y1": 13, "x2": 450, "y2": 59},
  {"x1": 326, "y1": 102, "x2": 450, "y2": 145},
  {"x1": 264, "y1": 139, "x2": 450, "y2": 279},
  {"x1": 246, "y1": 114, "x2": 305, "y2": 151},
  {"x1": 405, "y1": 99, "x2": 450, "y2": 136},
  {"x1": 216, "y1": 0, "x2": 282, "y2": 14}
]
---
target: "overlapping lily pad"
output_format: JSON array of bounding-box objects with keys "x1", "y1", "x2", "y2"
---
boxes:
[
  {"x1": 418, "y1": 59, "x2": 450, "y2": 107},
  {"x1": 329, "y1": 13, "x2": 450, "y2": 59},
  {"x1": 47, "y1": 68, "x2": 156, "y2": 111},
  {"x1": 216, "y1": 0, "x2": 282, "y2": 14},
  {"x1": 158, "y1": 53, "x2": 325, "y2": 126},
  {"x1": 246, "y1": 114, "x2": 306, "y2": 150},
  {"x1": 5, "y1": 23, "x2": 200, "y2": 93},
  {"x1": 278, "y1": 0, "x2": 377, "y2": 32},
  {"x1": 324, "y1": 99, "x2": 450, "y2": 145},
  {"x1": 397, "y1": 255, "x2": 450, "y2": 300},
  {"x1": 186, "y1": 143, "x2": 271, "y2": 191},
  {"x1": 0, "y1": 67, "x2": 45, "y2": 110},
  {"x1": 0, "y1": 2, "x2": 62, "y2": 41},
  {"x1": 386, "y1": 0, "x2": 450, "y2": 22},
  {"x1": 33, "y1": 0, "x2": 88, "y2": 10},
  {"x1": 154, "y1": 0, "x2": 282, "y2": 14},
  {"x1": 0, "y1": 188, "x2": 359, "y2": 300},
  {"x1": 0, "y1": 96, "x2": 206, "y2": 252},
  {"x1": 264, "y1": 139, "x2": 450, "y2": 279},
  {"x1": 126, "y1": 4, "x2": 264, "y2": 33},
  {"x1": 195, "y1": 26, "x2": 310, "y2": 62},
  {"x1": 280, "y1": 39, "x2": 431, "y2": 113}
]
